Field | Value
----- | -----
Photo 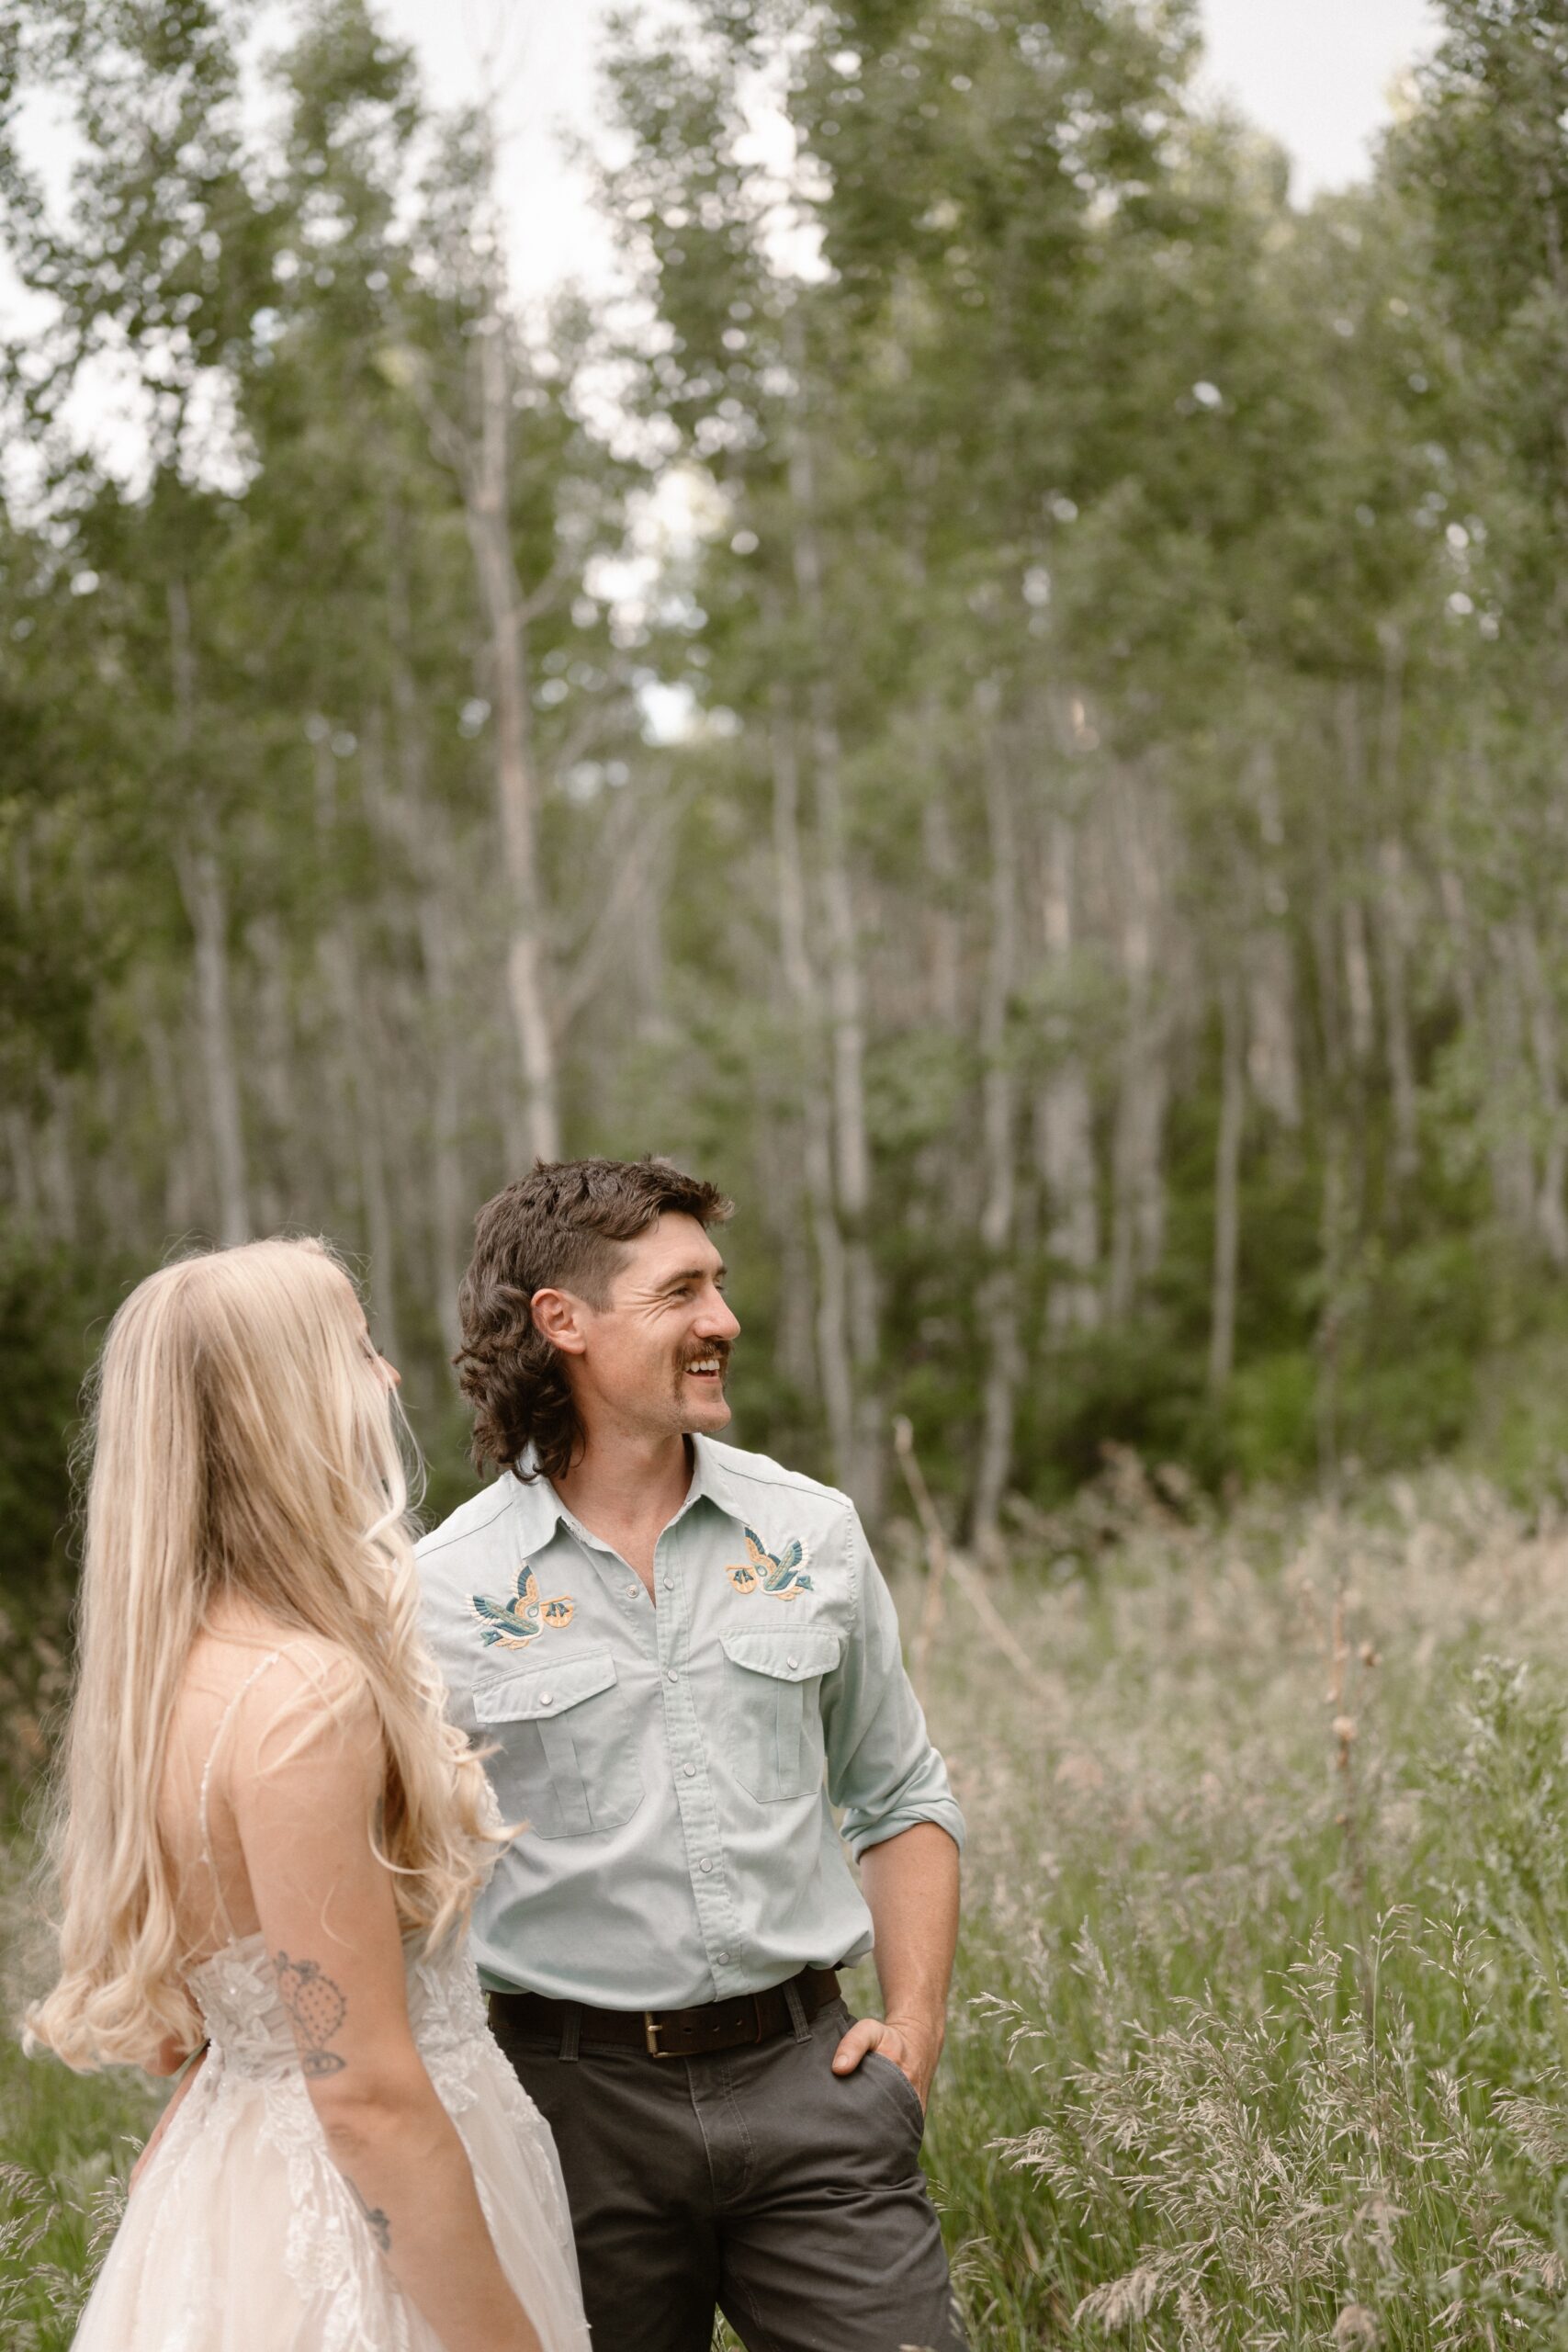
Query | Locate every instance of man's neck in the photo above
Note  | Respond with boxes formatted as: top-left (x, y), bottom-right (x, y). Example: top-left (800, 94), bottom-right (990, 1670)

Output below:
top-left (553, 1429), bottom-right (694, 1583)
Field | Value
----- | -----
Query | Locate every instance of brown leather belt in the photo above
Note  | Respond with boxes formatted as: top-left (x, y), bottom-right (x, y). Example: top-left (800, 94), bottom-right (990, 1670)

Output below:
top-left (487, 1965), bottom-right (840, 2060)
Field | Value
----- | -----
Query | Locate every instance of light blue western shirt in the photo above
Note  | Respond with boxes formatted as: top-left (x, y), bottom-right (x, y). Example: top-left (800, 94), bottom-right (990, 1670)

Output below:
top-left (415, 1434), bottom-right (964, 2009)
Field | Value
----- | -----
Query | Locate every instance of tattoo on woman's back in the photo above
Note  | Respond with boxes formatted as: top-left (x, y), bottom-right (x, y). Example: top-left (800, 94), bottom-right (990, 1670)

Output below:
top-left (273, 1951), bottom-right (348, 2078)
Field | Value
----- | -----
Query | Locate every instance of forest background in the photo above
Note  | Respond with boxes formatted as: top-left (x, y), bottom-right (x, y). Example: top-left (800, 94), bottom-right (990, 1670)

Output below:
top-left (3, 0), bottom-right (1567, 1563)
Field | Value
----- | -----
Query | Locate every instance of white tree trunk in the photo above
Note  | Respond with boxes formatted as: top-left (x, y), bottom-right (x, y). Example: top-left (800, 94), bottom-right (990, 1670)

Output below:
top-left (773, 1170), bottom-right (818, 1399)
top-left (1108, 775), bottom-right (1168, 1318)
top-left (1334, 685), bottom-right (1377, 1071)
top-left (769, 695), bottom-right (857, 1482)
top-left (1376, 837), bottom-right (1419, 1180)
top-left (1208, 975), bottom-right (1245, 1391)
top-left (971, 693), bottom-right (1021, 1550)
top-left (1483, 926), bottom-right (1538, 1238)
top-left (463, 315), bottom-right (559, 1166)
top-left (169, 578), bottom-right (248, 1248)
top-left (175, 838), bottom-right (249, 1248)
top-left (384, 571), bottom-right (466, 1363)
top-left (1444, 871), bottom-right (1540, 1243)
top-left (921, 783), bottom-right (963, 1031)
top-left (1342, 898), bottom-right (1377, 1069)
top-left (1513, 918), bottom-right (1568, 1263)
top-left (1036, 808), bottom-right (1100, 1331)
top-left (787, 408), bottom-right (882, 1511)
top-left (1246, 929), bottom-right (1302, 1128)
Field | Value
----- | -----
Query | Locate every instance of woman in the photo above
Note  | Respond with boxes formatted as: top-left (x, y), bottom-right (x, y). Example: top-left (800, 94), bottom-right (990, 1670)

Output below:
top-left (27, 1238), bottom-right (589, 2352)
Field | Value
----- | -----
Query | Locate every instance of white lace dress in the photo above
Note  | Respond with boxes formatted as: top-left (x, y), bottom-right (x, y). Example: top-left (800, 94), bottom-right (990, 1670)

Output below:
top-left (69, 1641), bottom-right (590, 2352)
top-left (71, 1928), bottom-right (589, 2352)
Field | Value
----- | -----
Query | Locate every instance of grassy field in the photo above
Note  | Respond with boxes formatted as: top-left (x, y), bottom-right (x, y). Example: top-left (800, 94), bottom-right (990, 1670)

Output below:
top-left (10, 1466), bottom-right (1568, 2346)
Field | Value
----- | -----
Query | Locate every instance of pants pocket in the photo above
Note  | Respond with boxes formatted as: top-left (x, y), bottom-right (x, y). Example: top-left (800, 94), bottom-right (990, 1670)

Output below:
top-left (863, 2047), bottom-right (927, 2143)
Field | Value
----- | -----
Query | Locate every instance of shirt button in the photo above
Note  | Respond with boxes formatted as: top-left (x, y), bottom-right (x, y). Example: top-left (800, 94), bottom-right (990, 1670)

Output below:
top-left (665, 1668), bottom-right (679, 1683)
top-left (716, 1951), bottom-right (730, 1964)
top-left (537, 1692), bottom-right (553, 1708)
top-left (699, 1858), bottom-right (713, 1874)
top-left (661, 1575), bottom-right (673, 1590)
top-left (625, 1584), bottom-right (637, 1600)
top-left (786, 1655), bottom-right (798, 1670)
top-left (683, 1762), bottom-right (697, 1778)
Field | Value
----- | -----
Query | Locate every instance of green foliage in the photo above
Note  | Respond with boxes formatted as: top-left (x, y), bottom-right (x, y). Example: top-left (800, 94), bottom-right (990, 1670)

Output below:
top-left (0, 1237), bottom-right (98, 1594)
top-left (3, 0), bottom-right (1568, 1544)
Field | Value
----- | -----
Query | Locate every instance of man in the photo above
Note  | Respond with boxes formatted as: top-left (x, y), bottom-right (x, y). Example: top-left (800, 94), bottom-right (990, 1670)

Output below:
top-left (417, 1156), bottom-right (967, 2352)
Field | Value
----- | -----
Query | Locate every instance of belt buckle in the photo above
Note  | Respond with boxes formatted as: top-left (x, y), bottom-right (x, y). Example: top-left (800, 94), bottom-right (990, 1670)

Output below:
top-left (643, 2010), bottom-right (671, 2058)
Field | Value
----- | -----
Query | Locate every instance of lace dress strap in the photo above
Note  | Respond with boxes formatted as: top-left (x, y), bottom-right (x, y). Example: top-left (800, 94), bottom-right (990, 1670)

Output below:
top-left (197, 1647), bottom-right (284, 1942)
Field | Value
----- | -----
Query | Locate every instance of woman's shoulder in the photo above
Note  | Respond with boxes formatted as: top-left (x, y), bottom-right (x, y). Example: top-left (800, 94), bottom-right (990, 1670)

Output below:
top-left (197, 1622), bottom-right (378, 1765)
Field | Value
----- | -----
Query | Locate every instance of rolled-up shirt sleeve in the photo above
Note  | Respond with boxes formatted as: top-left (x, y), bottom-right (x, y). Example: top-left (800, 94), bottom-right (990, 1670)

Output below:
top-left (824, 1505), bottom-right (965, 1860)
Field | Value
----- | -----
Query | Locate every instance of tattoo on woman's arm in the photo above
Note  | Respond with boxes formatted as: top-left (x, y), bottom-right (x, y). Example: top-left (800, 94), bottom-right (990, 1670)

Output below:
top-left (347, 2176), bottom-right (392, 2255)
top-left (273, 1951), bottom-right (348, 2078)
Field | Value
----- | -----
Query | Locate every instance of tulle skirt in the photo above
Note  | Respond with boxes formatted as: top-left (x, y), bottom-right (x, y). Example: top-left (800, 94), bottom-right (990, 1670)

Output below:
top-left (71, 2020), bottom-right (590, 2351)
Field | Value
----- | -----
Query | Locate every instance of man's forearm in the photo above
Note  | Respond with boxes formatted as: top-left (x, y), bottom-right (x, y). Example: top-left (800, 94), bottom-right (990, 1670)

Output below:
top-left (828, 1820), bottom-right (961, 2104)
top-left (862, 1820), bottom-right (961, 2036)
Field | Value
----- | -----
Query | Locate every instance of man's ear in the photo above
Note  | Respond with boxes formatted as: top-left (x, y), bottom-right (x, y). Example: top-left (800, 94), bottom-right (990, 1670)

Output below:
top-left (530, 1286), bottom-right (590, 1356)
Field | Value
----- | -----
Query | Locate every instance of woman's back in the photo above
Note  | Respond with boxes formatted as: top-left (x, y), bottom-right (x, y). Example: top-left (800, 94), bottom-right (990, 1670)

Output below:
top-left (158, 1622), bottom-right (377, 1971)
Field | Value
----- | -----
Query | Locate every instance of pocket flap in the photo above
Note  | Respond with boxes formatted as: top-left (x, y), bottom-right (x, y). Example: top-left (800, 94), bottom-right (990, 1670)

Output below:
top-left (718, 1628), bottom-right (841, 1682)
top-left (473, 1648), bottom-right (617, 1724)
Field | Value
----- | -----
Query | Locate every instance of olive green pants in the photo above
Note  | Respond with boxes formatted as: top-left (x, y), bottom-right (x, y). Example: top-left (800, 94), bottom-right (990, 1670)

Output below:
top-left (491, 1995), bottom-right (968, 2352)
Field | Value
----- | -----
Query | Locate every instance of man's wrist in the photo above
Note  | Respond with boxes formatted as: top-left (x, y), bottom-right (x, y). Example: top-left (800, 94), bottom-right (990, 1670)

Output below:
top-left (883, 2007), bottom-right (945, 2054)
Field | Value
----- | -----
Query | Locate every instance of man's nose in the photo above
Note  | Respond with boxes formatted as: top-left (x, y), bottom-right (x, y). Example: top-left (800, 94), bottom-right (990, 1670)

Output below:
top-left (701, 1293), bottom-right (741, 1341)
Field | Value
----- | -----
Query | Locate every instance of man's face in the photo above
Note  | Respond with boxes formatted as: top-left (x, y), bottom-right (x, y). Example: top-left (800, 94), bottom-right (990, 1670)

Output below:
top-left (567, 1213), bottom-right (740, 1442)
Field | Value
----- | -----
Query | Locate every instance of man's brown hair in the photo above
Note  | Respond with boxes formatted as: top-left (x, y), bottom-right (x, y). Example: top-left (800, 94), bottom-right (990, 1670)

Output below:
top-left (455, 1156), bottom-right (733, 1482)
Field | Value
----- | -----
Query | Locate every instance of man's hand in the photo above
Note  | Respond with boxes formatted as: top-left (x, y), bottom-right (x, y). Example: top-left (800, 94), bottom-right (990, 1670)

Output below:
top-left (830, 2009), bottom-right (943, 2109)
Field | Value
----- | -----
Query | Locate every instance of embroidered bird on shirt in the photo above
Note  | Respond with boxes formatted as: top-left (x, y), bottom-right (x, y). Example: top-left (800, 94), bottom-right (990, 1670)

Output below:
top-left (725, 1527), bottom-right (814, 1600)
top-left (471, 1564), bottom-right (575, 1649)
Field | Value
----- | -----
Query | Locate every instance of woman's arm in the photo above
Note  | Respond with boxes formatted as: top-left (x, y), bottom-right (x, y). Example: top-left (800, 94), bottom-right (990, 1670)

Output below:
top-left (233, 1649), bottom-right (540, 2352)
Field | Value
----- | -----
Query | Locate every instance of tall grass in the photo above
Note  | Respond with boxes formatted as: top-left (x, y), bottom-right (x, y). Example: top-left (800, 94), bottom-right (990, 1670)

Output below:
top-left (0, 1868), bottom-right (156, 2346)
top-left (12, 1468), bottom-right (1568, 2345)
top-left (915, 1467), bottom-right (1568, 2346)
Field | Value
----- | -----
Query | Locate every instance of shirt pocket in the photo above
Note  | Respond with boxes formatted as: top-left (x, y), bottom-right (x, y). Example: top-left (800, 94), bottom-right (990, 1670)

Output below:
top-left (719, 1627), bottom-right (841, 1803)
top-left (472, 1649), bottom-right (644, 1841)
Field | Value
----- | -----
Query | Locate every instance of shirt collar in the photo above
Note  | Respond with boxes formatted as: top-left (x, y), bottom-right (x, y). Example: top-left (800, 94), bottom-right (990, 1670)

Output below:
top-left (502, 1435), bottom-right (746, 1548)
top-left (686, 1434), bottom-right (746, 1528)
top-left (502, 1462), bottom-right (570, 1554)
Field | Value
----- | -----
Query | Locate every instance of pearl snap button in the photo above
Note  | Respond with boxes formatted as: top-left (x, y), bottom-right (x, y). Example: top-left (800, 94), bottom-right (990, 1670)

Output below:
top-left (538, 1692), bottom-right (553, 1707)
top-left (699, 1858), bottom-right (713, 1873)
top-left (786, 1655), bottom-right (798, 1669)
top-left (665, 1668), bottom-right (679, 1683)
top-left (716, 1951), bottom-right (730, 1963)
top-left (683, 1763), bottom-right (697, 1777)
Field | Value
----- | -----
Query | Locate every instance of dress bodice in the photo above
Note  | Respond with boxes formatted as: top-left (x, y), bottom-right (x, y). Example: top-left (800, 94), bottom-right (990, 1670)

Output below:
top-left (187, 1930), bottom-right (491, 2094)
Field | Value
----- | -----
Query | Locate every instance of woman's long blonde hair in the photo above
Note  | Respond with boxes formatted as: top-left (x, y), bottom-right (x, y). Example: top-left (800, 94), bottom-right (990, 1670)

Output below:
top-left (28, 1237), bottom-right (501, 2073)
